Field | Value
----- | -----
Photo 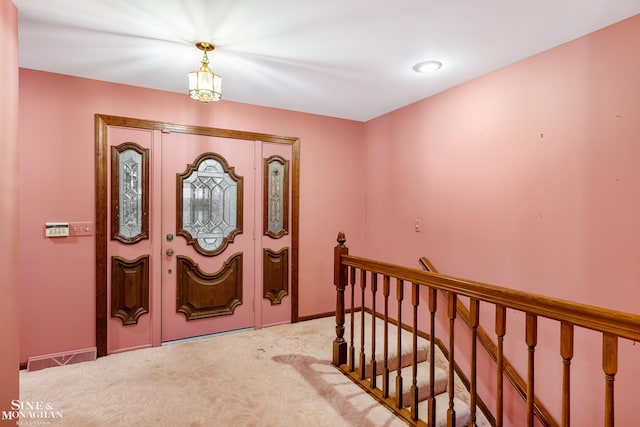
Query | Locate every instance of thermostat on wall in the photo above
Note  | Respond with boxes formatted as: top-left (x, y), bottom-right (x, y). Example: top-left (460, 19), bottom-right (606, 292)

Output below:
top-left (45, 222), bottom-right (69, 237)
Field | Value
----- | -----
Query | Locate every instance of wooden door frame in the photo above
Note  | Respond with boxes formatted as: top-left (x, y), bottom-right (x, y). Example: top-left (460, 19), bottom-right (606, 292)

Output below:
top-left (95, 114), bottom-right (301, 357)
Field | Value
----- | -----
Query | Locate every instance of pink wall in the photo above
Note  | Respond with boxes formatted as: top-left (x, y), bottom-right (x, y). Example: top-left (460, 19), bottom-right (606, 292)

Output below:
top-left (0, 0), bottom-right (19, 422)
top-left (363, 14), bottom-right (640, 425)
top-left (15, 9), bottom-right (640, 425)
top-left (18, 70), bottom-right (366, 363)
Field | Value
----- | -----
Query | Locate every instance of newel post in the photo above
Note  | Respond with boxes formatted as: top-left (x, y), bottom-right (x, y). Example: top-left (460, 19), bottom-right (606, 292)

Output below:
top-left (333, 231), bottom-right (349, 366)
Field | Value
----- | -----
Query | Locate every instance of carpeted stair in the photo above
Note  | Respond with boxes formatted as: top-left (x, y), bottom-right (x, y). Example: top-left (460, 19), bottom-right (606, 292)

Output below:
top-left (344, 312), bottom-right (488, 426)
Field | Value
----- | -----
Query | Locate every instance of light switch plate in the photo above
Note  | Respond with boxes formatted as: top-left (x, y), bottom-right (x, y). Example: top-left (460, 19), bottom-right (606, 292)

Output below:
top-left (69, 221), bottom-right (93, 237)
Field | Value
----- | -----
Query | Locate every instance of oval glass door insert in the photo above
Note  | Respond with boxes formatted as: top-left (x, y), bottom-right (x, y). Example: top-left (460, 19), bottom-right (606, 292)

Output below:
top-left (177, 152), bottom-right (243, 256)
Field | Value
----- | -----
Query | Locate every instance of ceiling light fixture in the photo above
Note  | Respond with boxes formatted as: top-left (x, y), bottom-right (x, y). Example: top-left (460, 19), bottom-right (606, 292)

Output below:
top-left (188, 41), bottom-right (222, 103)
top-left (413, 60), bottom-right (443, 73)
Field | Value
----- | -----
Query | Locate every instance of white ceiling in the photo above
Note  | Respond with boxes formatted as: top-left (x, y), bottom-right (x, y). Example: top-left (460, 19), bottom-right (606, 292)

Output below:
top-left (14, 0), bottom-right (640, 122)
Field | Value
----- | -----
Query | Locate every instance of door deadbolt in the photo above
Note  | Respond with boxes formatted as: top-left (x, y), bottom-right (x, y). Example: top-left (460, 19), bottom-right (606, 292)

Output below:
top-left (166, 233), bottom-right (174, 242)
top-left (166, 248), bottom-right (174, 256)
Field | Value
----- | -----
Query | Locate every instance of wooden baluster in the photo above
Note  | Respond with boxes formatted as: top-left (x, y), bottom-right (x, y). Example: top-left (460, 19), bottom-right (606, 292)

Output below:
top-left (349, 267), bottom-right (356, 372)
top-left (603, 333), bottom-right (618, 427)
top-left (428, 288), bottom-right (437, 427)
top-left (359, 269), bottom-right (367, 379)
top-left (383, 275), bottom-right (391, 398)
top-left (332, 232), bottom-right (348, 366)
top-left (447, 292), bottom-right (457, 427)
top-left (495, 305), bottom-right (506, 427)
top-left (560, 322), bottom-right (574, 427)
top-left (469, 298), bottom-right (480, 427)
top-left (395, 279), bottom-right (404, 409)
top-left (526, 313), bottom-right (537, 427)
top-left (370, 273), bottom-right (378, 389)
top-left (410, 283), bottom-right (420, 421)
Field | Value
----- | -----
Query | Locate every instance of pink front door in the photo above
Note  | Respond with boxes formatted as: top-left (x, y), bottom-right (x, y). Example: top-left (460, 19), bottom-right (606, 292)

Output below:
top-left (160, 132), bottom-right (257, 342)
top-left (104, 122), bottom-right (293, 353)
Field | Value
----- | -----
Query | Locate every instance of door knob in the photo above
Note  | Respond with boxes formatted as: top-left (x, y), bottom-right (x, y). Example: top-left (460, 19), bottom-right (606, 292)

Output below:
top-left (166, 248), bottom-right (174, 256)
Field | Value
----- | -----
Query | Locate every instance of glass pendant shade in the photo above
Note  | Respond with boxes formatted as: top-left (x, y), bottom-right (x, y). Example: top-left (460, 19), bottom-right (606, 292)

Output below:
top-left (188, 45), bottom-right (222, 103)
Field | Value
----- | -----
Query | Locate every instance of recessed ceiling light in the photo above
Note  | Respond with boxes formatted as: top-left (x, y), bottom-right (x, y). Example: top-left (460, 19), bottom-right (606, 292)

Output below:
top-left (413, 60), bottom-right (443, 73)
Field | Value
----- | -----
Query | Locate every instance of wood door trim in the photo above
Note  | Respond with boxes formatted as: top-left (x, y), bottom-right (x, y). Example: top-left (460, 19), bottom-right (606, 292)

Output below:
top-left (95, 114), bottom-right (301, 357)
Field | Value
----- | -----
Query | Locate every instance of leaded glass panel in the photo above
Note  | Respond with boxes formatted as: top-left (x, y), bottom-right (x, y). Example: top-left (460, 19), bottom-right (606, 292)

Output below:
top-left (267, 162), bottom-right (284, 234)
top-left (178, 153), bottom-right (243, 256)
top-left (111, 142), bottom-right (149, 244)
top-left (263, 156), bottom-right (289, 238)
top-left (119, 149), bottom-right (143, 238)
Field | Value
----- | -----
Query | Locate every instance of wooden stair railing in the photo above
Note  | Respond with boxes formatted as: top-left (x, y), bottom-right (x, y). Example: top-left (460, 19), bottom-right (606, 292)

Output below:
top-left (332, 232), bottom-right (640, 426)
top-left (419, 257), bottom-right (556, 427)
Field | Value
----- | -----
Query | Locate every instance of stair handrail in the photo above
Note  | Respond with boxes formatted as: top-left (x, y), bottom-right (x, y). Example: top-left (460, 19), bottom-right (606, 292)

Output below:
top-left (340, 254), bottom-right (640, 341)
top-left (333, 233), bottom-right (640, 426)
top-left (419, 256), bottom-right (557, 427)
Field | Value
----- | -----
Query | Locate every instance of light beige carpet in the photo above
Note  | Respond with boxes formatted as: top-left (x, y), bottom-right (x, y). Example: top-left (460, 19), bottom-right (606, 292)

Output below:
top-left (20, 316), bottom-right (410, 427)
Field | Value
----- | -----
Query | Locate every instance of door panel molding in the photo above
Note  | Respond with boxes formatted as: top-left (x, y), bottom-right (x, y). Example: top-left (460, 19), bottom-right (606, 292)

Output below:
top-left (263, 247), bottom-right (289, 305)
top-left (176, 253), bottom-right (243, 320)
top-left (111, 255), bottom-right (150, 325)
top-left (95, 114), bottom-right (301, 357)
